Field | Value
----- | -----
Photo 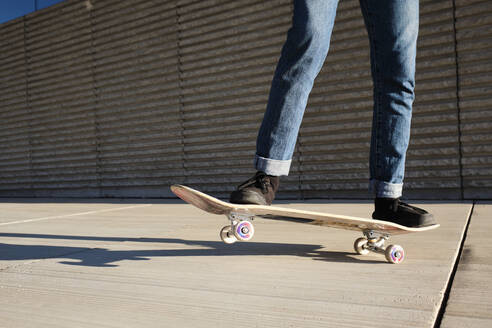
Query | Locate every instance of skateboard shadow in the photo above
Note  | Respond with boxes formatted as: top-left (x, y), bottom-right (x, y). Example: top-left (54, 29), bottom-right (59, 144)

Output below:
top-left (0, 232), bottom-right (384, 267)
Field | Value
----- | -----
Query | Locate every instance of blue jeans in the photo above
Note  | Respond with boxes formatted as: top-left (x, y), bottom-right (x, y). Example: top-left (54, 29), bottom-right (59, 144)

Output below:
top-left (255, 0), bottom-right (418, 198)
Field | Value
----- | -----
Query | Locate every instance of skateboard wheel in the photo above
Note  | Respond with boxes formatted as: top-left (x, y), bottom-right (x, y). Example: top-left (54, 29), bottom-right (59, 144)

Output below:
top-left (354, 237), bottom-right (370, 255)
top-left (385, 244), bottom-right (405, 264)
top-left (233, 220), bottom-right (254, 241)
top-left (220, 226), bottom-right (237, 244)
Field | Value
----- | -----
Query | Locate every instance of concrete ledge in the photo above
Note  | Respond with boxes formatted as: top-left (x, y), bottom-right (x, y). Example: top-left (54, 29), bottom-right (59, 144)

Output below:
top-left (441, 202), bottom-right (492, 328)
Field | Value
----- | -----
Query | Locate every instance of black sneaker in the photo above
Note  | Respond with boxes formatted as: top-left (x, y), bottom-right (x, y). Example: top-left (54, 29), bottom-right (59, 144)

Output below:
top-left (372, 198), bottom-right (438, 228)
top-left (229, 171), bottom-right (279, 205)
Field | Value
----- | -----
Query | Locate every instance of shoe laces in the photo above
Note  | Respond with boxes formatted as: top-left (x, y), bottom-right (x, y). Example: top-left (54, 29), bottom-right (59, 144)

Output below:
top-left (397, 200), bottom-right (427, 214)
top-left (238, 172), bottom-right (271, 194)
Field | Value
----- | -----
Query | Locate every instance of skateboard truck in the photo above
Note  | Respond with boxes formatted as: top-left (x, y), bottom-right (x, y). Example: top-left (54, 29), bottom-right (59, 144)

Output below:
top-left (220, 215), bottom-right (405, 264)
top-left (354, 230), bottom-right (405, 264)
top-left (219, 212), bottom-right (255, 244)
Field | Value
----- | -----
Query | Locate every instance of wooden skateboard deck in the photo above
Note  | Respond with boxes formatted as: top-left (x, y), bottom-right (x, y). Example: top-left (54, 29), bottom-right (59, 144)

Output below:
top-left (171, 184), bottom-right (439, 263)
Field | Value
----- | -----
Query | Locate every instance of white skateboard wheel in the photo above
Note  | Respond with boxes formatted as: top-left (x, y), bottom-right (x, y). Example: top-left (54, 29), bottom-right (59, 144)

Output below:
top-left (233, 221), bottom-right (254, 241)
top-left (354, 237), bottom-right (370, 255)
top-left (385, 244), bottom-right (405, 264)
top-left (220, 226), bottom-right (237, 244)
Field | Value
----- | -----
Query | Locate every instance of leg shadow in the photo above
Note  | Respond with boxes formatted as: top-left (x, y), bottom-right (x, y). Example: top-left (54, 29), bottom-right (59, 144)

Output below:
top-left (0, 233), bottom-right (383, 267)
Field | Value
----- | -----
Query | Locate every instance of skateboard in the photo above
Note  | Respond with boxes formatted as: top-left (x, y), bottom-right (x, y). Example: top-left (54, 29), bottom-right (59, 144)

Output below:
top-left (171, 184), bottom-right (439, 264)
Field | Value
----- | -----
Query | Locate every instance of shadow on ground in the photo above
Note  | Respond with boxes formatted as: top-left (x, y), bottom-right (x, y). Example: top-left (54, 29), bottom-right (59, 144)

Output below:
top-left (0, 232), bottom-right (382, 267)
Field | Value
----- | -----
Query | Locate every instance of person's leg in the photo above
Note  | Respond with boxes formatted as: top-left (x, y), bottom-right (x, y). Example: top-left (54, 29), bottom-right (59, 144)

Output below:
top-left (255, 0), bottom-right (340, 176)
top-left (231, 0), bottom-right (339, 205)
top-left (359, 0), bottom-right (418, 198)
top-left (360, 0), bottom-right (436, 227)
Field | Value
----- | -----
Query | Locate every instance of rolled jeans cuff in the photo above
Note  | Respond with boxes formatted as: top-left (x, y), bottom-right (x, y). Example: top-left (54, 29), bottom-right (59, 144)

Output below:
top-left (254, 155), bottom-right (291, 176)
top-left (369, 179), bottom-right (403, 198)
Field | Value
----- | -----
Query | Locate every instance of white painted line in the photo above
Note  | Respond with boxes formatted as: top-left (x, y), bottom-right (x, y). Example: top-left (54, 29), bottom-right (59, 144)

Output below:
top-left (0, 204), bottom-right (152, 226)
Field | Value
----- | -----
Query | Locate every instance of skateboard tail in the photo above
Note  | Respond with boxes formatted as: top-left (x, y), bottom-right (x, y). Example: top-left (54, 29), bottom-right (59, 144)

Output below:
top-left (171, 184), bottom-right (230, 215)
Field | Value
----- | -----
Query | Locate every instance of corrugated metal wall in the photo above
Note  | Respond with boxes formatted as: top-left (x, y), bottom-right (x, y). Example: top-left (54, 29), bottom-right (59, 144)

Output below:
top-left (1, 20), bottom-right (30, 196)
top-left (92, 0), bottom-right (182, 197)
top-left (455, 0), bottom-right (492, 199)
top-left (25, 0), bottom-right (96, 197)
top-left (0, 0), bottom-right (491, 199)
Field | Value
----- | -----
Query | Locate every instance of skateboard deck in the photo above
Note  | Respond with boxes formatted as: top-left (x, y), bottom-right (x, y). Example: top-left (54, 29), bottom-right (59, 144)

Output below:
top-left (171, 184), bottom-right (439, 263)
